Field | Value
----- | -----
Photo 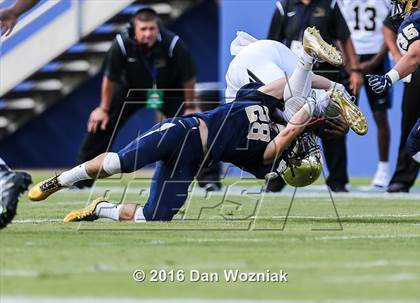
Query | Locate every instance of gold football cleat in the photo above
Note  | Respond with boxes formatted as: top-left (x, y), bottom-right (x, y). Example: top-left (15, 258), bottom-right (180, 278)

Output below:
top-left (63, 196), bottom-right (106, 222)
top-left (330, 90), bottom-right (368, 136)
top-left (28, 176), bottom-right (63, 201)
top-left (303, 27), bottom-right (343, 66)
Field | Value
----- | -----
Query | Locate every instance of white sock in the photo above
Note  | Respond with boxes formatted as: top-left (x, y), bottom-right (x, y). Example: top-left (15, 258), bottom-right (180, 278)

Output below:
top-left (0, 157), bottom-right (6, 166)
top-left (284, 49), bottom-right (314, 100)
top-left (300, 49), bottom-right (315, 69)
top-left (94, 202), bottom-right (122, 221)
top-left (302, 71), bottom-right (313, 96)
top-left (57, 163), bottom-right (91, 187)
top-left (313, 89), bottom-right (331, 116)
top-left (377, 161), bottom-right (389, 173)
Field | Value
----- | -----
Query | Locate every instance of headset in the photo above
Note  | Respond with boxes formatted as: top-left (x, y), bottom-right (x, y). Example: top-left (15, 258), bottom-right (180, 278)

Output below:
top-left (127, 7), bottom-right (159, 38)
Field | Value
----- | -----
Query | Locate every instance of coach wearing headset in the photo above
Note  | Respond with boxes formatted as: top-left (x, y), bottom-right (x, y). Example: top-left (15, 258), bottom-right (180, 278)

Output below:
top-left (76, 7), bottom-right (197, 188)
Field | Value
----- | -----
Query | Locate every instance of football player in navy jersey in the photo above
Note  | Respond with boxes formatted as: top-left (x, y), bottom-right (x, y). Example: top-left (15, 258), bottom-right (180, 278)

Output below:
top-left (367, 0), bottom-right (420, 165)
top-left (367, 1), bottom-right (419, 92)
top-left (27, 28), bottom-right (367, 223)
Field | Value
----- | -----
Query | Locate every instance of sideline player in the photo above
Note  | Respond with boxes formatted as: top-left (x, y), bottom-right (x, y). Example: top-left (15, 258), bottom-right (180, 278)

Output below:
top-left (28, 28), bottom-right (367, 223)
top-left (367, 1), bottom-right (420, 165)
top-left (338, 0), bottom-right (392, 188)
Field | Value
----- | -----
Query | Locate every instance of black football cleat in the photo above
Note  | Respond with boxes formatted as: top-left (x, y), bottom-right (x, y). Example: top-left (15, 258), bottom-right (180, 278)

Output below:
top-left (0, 170), bottom-right (32, 229)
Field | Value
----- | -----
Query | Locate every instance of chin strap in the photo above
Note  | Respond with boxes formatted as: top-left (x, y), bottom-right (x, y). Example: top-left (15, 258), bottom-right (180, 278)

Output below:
top-left (265, 156), bottom-right (290, 182)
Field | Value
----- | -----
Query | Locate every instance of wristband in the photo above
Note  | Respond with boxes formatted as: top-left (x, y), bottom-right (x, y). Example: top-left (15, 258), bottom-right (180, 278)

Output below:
top-left (385, 69), bottom-right (400, 84)
top-left (351, 68), bottom-right (363, 73)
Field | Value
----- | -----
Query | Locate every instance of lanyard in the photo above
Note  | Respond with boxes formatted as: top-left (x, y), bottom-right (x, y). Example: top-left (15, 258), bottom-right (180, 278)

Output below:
top-left (297, 1), bottom-right (316, 40)
top-left (141, 51), bottom-right (157, 88)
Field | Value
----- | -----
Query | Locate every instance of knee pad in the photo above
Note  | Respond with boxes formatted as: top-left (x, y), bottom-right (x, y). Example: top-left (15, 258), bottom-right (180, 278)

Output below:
top-left (283, 96), bottom-right (307, 122)
top-left (102, 153), bottom-right (121, 175)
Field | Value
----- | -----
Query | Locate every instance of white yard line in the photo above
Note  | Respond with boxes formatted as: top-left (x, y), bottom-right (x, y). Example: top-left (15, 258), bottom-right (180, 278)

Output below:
top-left (282, 260), bottom-right (419, 270)
top-left (324, 273), bottom-right (419, 283)
top-left (11, 213), bottom-right (419, 225)
top-left (1, 298), bottom-right (419, 303)
top-left (64, 186), bottom-right (420, 200)
top-left (0, 270), bottom-right (38, 277)
top-left (270, 214), bottom-right (420, 219)
top-left (11, 219), bottom-right (63, 224)
top-left (312, 234), bottom-right (420, 241)
top-left (179, 234), bottom-right (420, 243)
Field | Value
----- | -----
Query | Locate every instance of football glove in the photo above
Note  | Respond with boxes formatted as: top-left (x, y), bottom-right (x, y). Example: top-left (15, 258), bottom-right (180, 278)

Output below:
top-left (366, 74), bottom-right (392, 94)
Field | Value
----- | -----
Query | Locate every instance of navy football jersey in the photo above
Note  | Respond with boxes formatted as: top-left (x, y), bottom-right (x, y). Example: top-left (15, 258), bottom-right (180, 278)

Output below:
top-left (397, 10), bottom-right (420, 53)
top-left (193, 83), bottom-right (284, 170)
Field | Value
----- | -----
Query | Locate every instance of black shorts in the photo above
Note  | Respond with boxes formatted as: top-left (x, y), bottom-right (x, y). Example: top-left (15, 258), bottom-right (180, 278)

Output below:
top-left (360, 54), bottom-right (391, 112)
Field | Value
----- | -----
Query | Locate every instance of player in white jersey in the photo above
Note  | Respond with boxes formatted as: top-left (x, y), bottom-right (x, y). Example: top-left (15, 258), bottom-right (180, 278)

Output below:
top-left (226, 35), bottom-right (299, 100)
top-left (225, 32), bottom-right (364, 130)
top-left (338, 0), bottom-right (392, 188)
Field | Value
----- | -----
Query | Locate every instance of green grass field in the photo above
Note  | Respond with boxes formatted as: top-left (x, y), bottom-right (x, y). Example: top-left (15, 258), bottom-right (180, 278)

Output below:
top-left (1, 171), bottom-right (419, 302)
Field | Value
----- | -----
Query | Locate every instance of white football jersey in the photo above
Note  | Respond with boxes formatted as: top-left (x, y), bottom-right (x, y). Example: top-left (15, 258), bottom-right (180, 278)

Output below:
top-left (338, 0), bottom-right (391, 55)
top-left (225, 40), bottom-right (297, 101)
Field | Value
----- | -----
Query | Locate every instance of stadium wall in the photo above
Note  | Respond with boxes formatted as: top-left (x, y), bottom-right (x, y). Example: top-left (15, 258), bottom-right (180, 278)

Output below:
top-left (0, 0), bottom-right (135, 95)
top-left (219, 0), bottom-right (406, 177)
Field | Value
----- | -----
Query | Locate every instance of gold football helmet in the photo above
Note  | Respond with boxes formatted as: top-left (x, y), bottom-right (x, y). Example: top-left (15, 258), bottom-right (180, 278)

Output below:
top-left (391, 0), bottom-right (420, 19)
top-left (266, 133), bottom-right (323, 188)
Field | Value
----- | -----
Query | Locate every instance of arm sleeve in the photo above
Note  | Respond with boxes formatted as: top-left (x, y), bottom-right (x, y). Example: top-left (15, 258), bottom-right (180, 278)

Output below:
top-left (267, 9), bottom-right (284, 41)
top-left (330, 3), bottom-right (351, 41)
top-left (383, 14), bottom-right (398, 33)
top-left (172, 38), bottom-right (197, 82)
top-left (103, 39), bottom-right (125, 83)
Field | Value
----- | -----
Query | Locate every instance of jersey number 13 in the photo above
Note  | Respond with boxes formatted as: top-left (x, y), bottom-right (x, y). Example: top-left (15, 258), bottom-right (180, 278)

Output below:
top-left (354, 6), bottom-right (376, 32)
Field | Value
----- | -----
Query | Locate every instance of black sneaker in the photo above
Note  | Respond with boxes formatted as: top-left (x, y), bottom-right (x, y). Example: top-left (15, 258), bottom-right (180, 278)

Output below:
top-left (328, 183), bottom-right (349, 193)
top-left (0, 171), bottom-right (32, 229)
top-left (387, 183), bottom-right (409, 193)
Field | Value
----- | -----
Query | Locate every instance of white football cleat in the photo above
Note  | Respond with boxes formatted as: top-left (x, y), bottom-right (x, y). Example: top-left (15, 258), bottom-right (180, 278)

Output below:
top-left (372, 168), bottom-right (390, 188)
